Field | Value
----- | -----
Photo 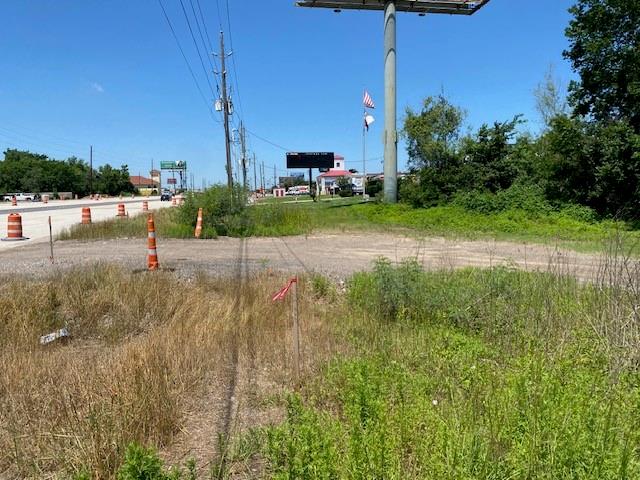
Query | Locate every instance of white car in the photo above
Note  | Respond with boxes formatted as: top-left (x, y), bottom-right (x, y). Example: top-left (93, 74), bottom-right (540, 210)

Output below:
top-left (3, 193), bottom-right (36, 201)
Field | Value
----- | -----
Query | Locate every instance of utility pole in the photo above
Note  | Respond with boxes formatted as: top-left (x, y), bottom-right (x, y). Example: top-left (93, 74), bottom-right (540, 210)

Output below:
top-left (240, 122), bottom-right (248, 189)
top-left (273, 165), bottom-right (277, 189)
top-left (89, 145), bottom-right (93, 195)
top-left (253, 153), bottom-right (258, 193)
top-left (218, 31), bottom-right (233, 190)
top-left (260, 160), bottom-right (265, 195)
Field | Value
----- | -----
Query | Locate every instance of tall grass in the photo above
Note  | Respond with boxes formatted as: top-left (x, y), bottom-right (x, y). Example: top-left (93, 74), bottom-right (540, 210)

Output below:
top-left (259, 258), bottom-right (640, 478)
top-left (0, 266), bottom-right (335, 479)
top-left (58, 189), bottom-right (636, 251)
top-left (57, 208), bottom-right (203, 241)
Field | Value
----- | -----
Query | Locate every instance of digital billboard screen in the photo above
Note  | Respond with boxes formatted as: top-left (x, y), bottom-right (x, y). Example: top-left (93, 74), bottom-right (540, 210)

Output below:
top-left (286, 152), bottom-right (334, 169)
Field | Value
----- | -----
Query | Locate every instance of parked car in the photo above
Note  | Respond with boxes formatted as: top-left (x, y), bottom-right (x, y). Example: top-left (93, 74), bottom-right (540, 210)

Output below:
top-left (160, 192), bottom-right (172, 201)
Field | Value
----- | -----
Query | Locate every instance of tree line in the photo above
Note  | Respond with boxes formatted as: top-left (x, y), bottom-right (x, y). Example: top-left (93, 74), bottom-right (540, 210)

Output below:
top-left (0, 149), bottom-right (135, 197)
top-left (401, 0), bottom-right (640, 221)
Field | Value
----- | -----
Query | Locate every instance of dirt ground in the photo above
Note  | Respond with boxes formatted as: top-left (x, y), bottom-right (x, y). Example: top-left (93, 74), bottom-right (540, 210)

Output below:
top-left (0, 232), bottom-right (604, 282)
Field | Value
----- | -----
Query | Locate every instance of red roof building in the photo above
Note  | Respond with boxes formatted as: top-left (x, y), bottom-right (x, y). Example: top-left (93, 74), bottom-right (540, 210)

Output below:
top-left (130, 176), bottom-right (159, 188)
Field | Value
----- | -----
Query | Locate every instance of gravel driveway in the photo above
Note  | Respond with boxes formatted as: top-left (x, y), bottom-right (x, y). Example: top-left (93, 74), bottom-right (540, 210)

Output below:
top-left (0, 232), bottom-right (604, 282)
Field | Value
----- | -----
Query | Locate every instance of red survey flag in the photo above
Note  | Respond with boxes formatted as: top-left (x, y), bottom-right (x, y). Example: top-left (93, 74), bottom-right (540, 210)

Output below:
top-left (272, 277), bottom-right (298, 302)
top-left (363, 90), bottom-right (375, 109)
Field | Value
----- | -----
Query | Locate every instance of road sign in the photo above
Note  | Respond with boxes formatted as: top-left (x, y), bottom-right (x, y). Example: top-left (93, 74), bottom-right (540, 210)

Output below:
top-left (167, 178), bottom-right (177, 185)
top-left (160, 161), bottom-right (187, 170)
top-left (286, 152), bottom-right (334, 169)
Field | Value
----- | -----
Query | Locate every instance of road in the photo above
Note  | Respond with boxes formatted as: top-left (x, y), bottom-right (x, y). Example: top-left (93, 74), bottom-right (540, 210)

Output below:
top-left (0, 197), bottom-right (170, 251)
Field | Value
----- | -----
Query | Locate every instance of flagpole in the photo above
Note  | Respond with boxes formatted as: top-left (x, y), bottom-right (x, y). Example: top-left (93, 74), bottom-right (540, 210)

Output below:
top-left (363, 105), bottom-right (366, 196)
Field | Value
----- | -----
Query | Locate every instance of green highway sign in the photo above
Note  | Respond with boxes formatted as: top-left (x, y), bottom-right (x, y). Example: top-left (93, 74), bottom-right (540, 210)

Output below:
top-left (160, 161), bottom-right (187, 170)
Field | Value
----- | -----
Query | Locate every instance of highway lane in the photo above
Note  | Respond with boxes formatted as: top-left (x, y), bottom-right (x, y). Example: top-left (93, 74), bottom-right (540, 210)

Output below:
top-left (0, 197), bottom-right (171, 251)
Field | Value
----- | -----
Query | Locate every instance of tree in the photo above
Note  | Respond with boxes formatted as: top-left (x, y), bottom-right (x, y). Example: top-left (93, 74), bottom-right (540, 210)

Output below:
top-left (0, 149), bottom-right (91, 196)
top-left (94, 164), bottom-right (135, 195)
top-left (460, 116), bottom-right (532, 193)
top-left (542, 116), bottom-right (640, 217)
top-left (403, 94), bottom-right (465, 170)
top-left (564, 0), bottom-right (640, 130)
top-left (534, 65), bottom-right (568, 127)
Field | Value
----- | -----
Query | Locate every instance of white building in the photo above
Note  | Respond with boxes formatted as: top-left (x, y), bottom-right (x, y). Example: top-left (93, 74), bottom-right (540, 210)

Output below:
top-left (316, 155), bottom-right (364, 195)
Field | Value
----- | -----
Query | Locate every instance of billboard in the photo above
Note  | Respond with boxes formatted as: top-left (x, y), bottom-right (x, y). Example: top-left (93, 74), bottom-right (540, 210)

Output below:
top-left (167, 178), bottom-right (177, 185)
top-left (286, 152), bottom-right (334, 169)
top-left (160, 161), bottom-right (187, 170)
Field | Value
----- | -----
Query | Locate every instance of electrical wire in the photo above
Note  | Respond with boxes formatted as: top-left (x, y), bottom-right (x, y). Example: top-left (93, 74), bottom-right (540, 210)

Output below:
top-left (224, 0), bottom-right (245, 121)
top-left (245, 128), bottom-right (291, 152)
top-left (178, 0), bottom-right (216, 98)
top-left (157, 0), bottom-right (220, 124)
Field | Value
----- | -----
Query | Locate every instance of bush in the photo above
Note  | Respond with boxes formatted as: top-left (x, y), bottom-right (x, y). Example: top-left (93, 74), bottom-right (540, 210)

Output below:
top-left (178, 185), bottom-right (247, 237)
top-left (452, 183), bottom-right (552, 217)
top-left (116, 443), bottom-right (195, 480)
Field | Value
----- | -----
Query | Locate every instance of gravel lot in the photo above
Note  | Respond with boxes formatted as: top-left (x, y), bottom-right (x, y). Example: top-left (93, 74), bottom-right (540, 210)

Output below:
top-left (0, 232), bottom-right (604, 282)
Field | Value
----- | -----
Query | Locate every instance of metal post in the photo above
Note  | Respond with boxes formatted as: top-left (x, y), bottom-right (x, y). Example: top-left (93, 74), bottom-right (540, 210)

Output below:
top-left (383, 1), bottom-right (397, 203)
top-left (362, 106), bottom-right (367, 196)
top-left (48, 216), bottom-right (54, 263)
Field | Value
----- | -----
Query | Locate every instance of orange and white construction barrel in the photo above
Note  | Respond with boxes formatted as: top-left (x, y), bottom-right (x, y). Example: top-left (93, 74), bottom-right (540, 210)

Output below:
top-left (117, 203), bottom-right (126, 217)
top-left (81, 207), bottom-right (92, 224)
top-left (1, 213), bottom-right (28, 241)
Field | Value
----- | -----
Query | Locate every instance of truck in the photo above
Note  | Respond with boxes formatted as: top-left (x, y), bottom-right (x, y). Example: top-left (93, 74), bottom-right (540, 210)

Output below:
top-left (3, 193), bottom-right (37, 202)
top-left (286, 185), bottom-right (310, 196)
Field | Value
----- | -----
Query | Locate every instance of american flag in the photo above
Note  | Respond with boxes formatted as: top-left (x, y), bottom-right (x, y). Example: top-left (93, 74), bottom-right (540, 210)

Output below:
top-left (363, 90), bottom-right (375, 109)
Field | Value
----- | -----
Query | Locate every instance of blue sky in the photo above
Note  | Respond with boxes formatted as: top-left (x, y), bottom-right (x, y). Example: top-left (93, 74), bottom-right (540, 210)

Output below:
top-left (0, 0), bottom-right (576, 187)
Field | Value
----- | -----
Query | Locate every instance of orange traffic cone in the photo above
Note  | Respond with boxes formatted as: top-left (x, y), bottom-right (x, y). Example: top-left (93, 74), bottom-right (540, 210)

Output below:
top-left (142, 200), bottom-right (149, 212)
top-left (81, 207), bottom-right (92, 224)
top-left (194, 208), bottom-right (203, 238)
top-left (11, 196), bottom-right (17, 207)
top-left (171, 197), bottom-right (176, 206)
top-left (147, 213), bottom-right (159, 270)
top-left (116, 203), bottom-right (126, 217)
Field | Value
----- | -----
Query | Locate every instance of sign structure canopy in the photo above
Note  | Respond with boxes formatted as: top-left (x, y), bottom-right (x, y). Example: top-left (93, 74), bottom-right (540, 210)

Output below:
top-left (295, 0), bottom-right (490, 15)
top-left (286, 152), bottom-right (335, 169)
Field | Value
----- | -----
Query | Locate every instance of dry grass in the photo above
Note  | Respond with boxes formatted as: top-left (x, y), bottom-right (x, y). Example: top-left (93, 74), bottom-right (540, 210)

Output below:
top-left (0, 265), bottom-right (338, 479)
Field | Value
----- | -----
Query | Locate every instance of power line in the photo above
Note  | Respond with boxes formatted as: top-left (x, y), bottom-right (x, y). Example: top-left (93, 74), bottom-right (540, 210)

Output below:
top-left (157, 0), bottom-right (219, 124)
top-left (224, 0), bottom-right (244, 121)
top-left (245, 128), bottom-right (291, 152)
top-left (178, 0), bottom-right (216, 98)
top-left (189, 0), bottom-right (216, 78)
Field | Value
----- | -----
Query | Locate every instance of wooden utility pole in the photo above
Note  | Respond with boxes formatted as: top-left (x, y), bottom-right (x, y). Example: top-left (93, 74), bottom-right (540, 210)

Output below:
top-left (219, 31), bottom-right (233, 190)
top-left (253, 152), bottom-right (257, 193)
top-left (240, 122), bottom-right (248, 189)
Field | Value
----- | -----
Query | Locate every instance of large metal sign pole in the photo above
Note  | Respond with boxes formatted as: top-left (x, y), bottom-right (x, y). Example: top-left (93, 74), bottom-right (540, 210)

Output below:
top-left (383, 1), bottom-right (397, 203)
top-left (296, 0), bottom-right (490, 203)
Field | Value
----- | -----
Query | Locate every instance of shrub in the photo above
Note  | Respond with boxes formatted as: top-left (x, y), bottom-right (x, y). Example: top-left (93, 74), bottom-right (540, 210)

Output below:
top-left (178, 185), bottom-right (247, 236)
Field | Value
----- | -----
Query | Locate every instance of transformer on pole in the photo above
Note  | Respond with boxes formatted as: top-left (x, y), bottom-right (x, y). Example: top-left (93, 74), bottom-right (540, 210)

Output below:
top-left (295, 0), bottom-right (490, 203)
